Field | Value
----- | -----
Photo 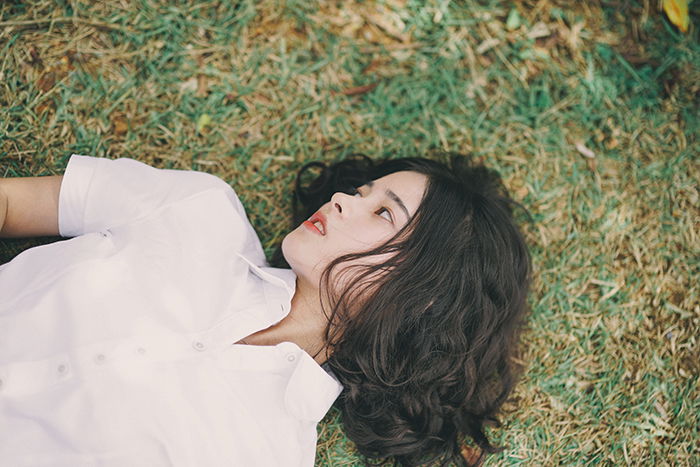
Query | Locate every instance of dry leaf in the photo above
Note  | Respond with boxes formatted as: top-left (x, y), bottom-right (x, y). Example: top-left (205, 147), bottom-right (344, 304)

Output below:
top-left (196, 74), bottom-right (208, 98)
top-left (28, 46), bottom-right (43, 67)
top-left (663, 0), bottom-right (690, 33)
top-left (515, 184), bottom-right (529, 199)
top-left (460, 445), bottom-right (483, 465)
top-left (606, 137), bottom-right (620, 149)
top-left (196, 55), bottom-right (208, 97)
top-left (575, 141), bottom-right (596, 158)
top-left (36, 70), bottom-right (56, 92)
top-left (111, 113), bottom-right (128, 136)
top-left (362, 58), bottom-right (385, 75)
top-left (336, 82), bottom-right (379, 96)
top-left (35, 100), bottom-right (55, 115)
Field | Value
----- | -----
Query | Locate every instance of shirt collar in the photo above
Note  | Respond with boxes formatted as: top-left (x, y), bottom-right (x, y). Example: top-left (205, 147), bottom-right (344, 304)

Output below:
top-left (235, 253), bottom-right (296, 318)
top-left (238, 253), bottom-right (343, 404)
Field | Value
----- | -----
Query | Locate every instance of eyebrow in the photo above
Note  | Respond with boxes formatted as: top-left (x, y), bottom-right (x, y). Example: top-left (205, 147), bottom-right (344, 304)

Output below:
top-left (366, 180), bottom-right (410, 221)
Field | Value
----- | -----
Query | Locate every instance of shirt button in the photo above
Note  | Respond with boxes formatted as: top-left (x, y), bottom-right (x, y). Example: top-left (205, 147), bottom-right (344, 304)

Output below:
top-left (95, 354), bottom-right (106, 364)
top-left (192, 341), bottom-right (206, 351)
top-left (287, 353), bottom-right (296, 362)
top-left (0, 378), bottom-right (4, 391)
top-left (137, 347), bottom-right (147, 355)
top-left (57, 364), bottom-right (68, 375)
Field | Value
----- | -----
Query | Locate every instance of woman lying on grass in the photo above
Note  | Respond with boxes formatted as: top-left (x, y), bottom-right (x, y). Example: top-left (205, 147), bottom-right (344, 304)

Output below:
top-left (0, 152), bottom-right (531, 466)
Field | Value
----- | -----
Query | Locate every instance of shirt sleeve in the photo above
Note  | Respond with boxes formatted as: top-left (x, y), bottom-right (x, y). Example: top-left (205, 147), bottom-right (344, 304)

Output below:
top-left (58, 154), bottom-right (266, 263)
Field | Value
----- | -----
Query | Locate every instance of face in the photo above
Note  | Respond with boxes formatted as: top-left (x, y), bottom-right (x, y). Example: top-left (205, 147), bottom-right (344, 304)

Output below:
top-left (282, 170), bottom-right (428, 292)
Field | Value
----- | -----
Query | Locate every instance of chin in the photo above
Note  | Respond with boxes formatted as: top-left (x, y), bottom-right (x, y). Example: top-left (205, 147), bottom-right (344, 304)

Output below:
top-left (281, 231), bottom-right (305, 272)
top-left (280, 233), bottom-right (295, 268)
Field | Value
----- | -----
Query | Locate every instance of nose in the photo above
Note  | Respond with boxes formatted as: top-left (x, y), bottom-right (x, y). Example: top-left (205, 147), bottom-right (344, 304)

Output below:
top-left (330, 191), bottom-right (355, 217)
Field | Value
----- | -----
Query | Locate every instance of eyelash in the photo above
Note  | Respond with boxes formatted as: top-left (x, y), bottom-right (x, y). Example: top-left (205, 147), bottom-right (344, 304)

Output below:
top-left (350, 187), bottom-right (393, 223)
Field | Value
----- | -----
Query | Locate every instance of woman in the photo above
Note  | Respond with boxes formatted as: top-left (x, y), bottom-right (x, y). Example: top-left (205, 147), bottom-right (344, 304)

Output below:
top-left (0, 152), bottom-right (531, 466)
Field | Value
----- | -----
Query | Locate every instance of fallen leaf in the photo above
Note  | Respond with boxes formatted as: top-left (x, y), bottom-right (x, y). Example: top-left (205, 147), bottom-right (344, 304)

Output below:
top-left (605, 137), bottom-right (619, 149)
top-left (575, 141), bottom-right (596, 158)
top-left (362, 58), bottom-right (385, 75)
top-left (196, 113), bottom-right (211, 133)
top-left (35, 100), bottom-right (55, 115)
top-left (515, 184), bottom-right (529, 199)
top-left (111, 113), bottom-right (128, 136)
top-left (196, 74), bottom-right (208, 97)
top-left (334, 82), bottom-right (379, 96)
top-left (28, 46), bottom-right (43, 67)
top-left (460, 445), bottom-right (483, 465)
top-left (58, 55), bottom-right (73, 72)
top-left (662, 0), bottom-right (690, 33)
top-left (36, 70), bottom-right (56, 92)
top-left (196, 55), bottom-right (208, 97)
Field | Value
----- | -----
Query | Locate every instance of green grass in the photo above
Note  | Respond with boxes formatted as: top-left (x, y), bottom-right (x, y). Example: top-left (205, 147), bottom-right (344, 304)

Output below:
top-left (1, 0), bottom-right (698, 465)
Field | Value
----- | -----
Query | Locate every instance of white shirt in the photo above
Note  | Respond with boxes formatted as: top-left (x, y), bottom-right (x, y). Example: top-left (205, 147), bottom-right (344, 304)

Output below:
top-left (0, 155), bottom-right (343, 466)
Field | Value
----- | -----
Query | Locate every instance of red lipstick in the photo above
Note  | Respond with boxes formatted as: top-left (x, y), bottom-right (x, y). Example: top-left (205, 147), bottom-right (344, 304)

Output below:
top-left (303, 211), bottom-right (327, 236)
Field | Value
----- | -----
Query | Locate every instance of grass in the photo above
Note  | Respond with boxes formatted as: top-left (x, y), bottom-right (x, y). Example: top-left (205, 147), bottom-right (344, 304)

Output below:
top-left (1, 0), bottom-right (698, 465)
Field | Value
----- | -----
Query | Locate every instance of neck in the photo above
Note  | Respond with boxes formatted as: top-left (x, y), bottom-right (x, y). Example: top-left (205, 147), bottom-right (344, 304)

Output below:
top-left (236, 276), bottom-right (330, 364)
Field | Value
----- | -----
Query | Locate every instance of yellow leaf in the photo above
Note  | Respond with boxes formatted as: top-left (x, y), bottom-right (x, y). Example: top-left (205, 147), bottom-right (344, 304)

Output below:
top-left (196, 114), bottom-right (211, 133)
top-left (663, 0), bottom-right (690, 33)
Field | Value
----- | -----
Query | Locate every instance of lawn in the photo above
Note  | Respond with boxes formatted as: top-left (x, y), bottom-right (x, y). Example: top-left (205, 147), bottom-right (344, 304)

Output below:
top-left (1, 1), bottom-right (698, 465)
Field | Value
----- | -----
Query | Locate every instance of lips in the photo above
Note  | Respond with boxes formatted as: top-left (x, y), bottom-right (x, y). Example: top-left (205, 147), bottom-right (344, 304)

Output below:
top-left (303, 210), bottom-right (327, 236)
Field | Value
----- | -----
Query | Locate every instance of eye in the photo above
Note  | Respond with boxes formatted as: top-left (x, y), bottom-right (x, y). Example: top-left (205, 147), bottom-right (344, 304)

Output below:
top-left (351, 187), bottom-right (362, 197)
top-left (376, 207), bottom-right (393, 223)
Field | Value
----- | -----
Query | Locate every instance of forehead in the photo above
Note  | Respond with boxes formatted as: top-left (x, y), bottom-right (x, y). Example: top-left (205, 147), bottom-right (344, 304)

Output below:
top-left (371, 170), bottom-right (428, 217)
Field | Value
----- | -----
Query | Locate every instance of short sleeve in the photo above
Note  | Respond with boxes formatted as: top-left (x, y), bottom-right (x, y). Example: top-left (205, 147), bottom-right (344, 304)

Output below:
top-left (58, 154), bottom-right (266, 263)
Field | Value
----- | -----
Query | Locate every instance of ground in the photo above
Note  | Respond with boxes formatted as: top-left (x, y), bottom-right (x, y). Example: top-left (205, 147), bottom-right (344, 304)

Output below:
top-left (0, 1), bottom-right (698, 465)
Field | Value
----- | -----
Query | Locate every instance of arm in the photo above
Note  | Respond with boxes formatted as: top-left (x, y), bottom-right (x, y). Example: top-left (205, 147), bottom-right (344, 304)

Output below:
top-left (0, 185), bottom-right (7, 234)
top-left (0, 175), bottom-right (63, 238)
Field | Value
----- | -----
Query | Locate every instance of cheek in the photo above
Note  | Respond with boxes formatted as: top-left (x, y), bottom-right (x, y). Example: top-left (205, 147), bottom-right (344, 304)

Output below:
top-left (282, 222), bottom-right (394, 282)
top-left (331, 223), bottom-right (393, 249)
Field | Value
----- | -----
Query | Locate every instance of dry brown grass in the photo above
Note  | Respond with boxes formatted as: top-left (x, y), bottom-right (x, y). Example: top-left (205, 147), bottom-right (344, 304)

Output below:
top-left (1, 0), bottom-right (698, 465)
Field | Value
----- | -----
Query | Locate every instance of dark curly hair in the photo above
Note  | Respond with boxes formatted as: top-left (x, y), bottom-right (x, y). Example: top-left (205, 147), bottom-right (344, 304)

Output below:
top-left (271, 152), bottom-right (532, 466)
